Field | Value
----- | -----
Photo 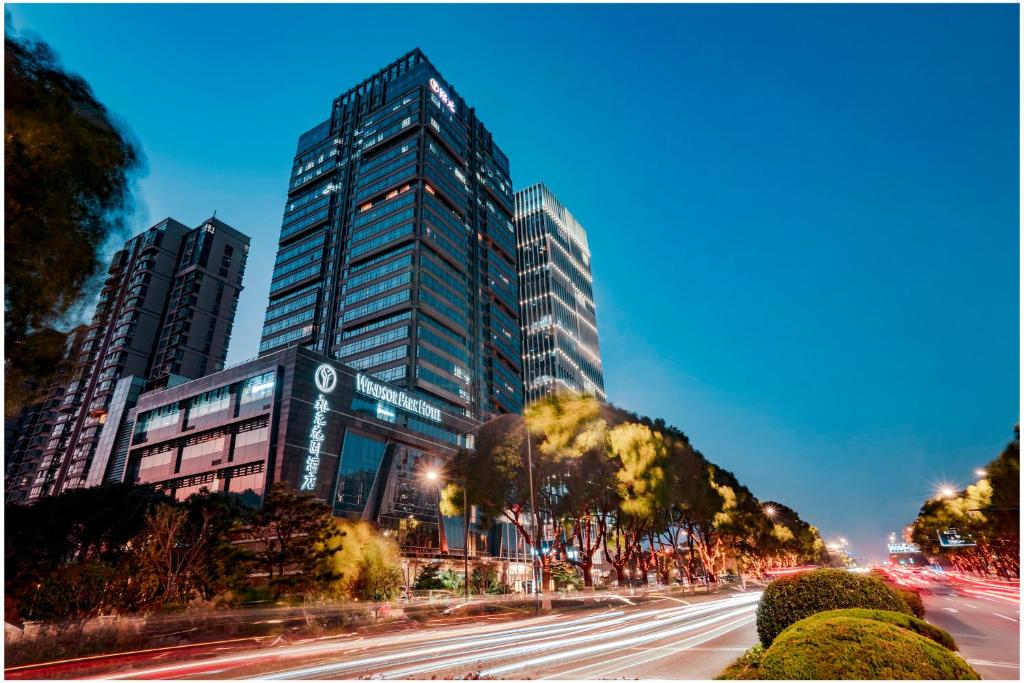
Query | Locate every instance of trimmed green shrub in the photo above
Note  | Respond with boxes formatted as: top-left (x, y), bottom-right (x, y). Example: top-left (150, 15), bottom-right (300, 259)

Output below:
top-left (715, 644), bottom-right (764, 680)
top-left (897, 587), bottom-right (926, 618)
top-left (788, 608), bottom-right (956, 651)
top-left (756, 568), bottom-right (911, 646)
top-left (758, 614), bottom-right (980, 679)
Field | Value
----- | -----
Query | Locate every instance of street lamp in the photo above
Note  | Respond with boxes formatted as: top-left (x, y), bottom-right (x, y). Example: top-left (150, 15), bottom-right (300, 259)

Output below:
top-left (425, 468), bottom-right (469, 600)
top-left (763, 504), bottom-right (777, 519)
top-left (524, 421), bottom-right (544, 611)
top-left (938, 486), bottom-right (956, 499)
top-left (975, 469), bottom-right (987, 478)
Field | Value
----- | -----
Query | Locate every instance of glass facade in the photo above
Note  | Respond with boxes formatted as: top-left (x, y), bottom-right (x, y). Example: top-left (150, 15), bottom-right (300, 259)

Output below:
top-left (121, 347), bottom-right (482, 556)
top-left (514, 184), bottom-right (606, 402)
top-left (258, 49), bottom-right (523, 420)
top-left (333, 431), bottom-right (388, 515)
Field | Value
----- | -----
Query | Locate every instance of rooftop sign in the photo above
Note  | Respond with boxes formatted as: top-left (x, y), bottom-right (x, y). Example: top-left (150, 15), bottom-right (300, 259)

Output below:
top-left (429, 78), bottom-right (456, 115)
top-left (356, 373), bottom-right (442, 423)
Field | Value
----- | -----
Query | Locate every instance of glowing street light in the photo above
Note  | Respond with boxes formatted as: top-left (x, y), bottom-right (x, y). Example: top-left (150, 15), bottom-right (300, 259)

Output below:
top-left (422, 467), bottom-right (469, 600)
top-left (938, 486), bottom-right (956, 499)
top-left (763, 504), bottom-right (778, 518)
top-left (975, 469), bottom-right (987, 478)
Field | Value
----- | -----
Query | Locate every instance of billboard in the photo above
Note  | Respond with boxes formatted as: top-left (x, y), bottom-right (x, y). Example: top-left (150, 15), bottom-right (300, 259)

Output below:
top-left (937, 528), bottom-right (976, 548)
top-left (887, 542), bottom-right (920, 554)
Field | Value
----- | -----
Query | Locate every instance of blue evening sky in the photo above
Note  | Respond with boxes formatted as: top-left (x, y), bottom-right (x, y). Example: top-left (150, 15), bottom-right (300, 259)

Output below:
top-left (7, 3), bottom-right (1018, 562)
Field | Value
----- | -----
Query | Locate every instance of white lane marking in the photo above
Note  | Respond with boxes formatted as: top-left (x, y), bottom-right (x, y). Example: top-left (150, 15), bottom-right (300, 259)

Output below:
top-left (994, 613), bottom-right (1018, 622)
top-left (943, 607), bottom-right (959, 613)
top-left (965, 603), bottom-right (978, 608)
top-left (660, 596), bottom-right (691, 604)
top-left (967, 660), bottom-right (1021, 669)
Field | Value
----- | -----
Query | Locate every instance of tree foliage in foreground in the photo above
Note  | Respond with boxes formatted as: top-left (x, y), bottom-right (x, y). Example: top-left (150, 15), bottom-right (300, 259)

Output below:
top-left (911, 427), bottom-right (1019, 577)
top-left (444, 392), bottom-right (827, 588)
top-left (4, 18), bottom-right (143, 416)
top-left (4, 482), bottom-right (405, 624)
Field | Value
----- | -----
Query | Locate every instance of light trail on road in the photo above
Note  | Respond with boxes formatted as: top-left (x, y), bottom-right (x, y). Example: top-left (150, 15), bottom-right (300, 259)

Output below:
top-left (257, 591), bottom-right (762, 680)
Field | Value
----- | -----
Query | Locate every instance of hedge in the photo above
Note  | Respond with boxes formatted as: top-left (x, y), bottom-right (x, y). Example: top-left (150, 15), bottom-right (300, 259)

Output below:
top-left (758, 614), bottom-right (980, 680)
top-left (897, 587), bottom-right (926, 618)
top-left (715, 644), bottom-right (764, 680)
top-left (785, 608), bottom-right (956, 651)
top-left (755, 568), bottom-right (912, 646)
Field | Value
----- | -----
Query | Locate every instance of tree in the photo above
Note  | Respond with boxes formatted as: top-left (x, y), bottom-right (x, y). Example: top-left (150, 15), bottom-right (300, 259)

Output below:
top-left (414, 564), bottom-right (444, 590)
top-left (129, 490), bottom-right (255, 607)
top-left (249, 482), bottom-right (341, 595)
top-left (352, 538), bottom-right (403, 602)
top-left (5, 19), bottom-right (143, 416)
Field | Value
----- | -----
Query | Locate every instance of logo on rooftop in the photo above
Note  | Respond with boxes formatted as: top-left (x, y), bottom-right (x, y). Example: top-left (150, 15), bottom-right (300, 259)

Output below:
top-left (429, 78), bottom-right (457, 115)
top-left (315, 364), bottom-right (337, 393)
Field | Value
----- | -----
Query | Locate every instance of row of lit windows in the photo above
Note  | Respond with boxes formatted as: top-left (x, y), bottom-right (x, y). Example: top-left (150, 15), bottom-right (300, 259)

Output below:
top-left (280, 207), bottom-right (330, 241)
top-left (346, 253), bottom-right (413, 291)
top-left (348, 343), bottom-right (408, 370)
top-left (350, 224), bottom-right (413, 259)
top-left (340, 310), bottom-right (411, 341)
top-left (274, 232), bottom-right (325, 269)
top-left (418, 319), bottom-right (469, 366)
top-left (348, 242), bottom-right (414, 276)
top-left (354, 165), bottom-right (416, 204)
top-left (344, 271), bottom-right (411, 306)
top-left (341, 288), bottom-right (409, 323)
top-left (270, 263), bottom-right (321, 293)
top-left (351, 209), bottom-right (415, 245)
top-left (272, 250), bottom-right (322, 280)
top-left (352, 190), bottom-right (415, 230)
top-left (338, 325), bottom-right (409, 358)
top-left (260, 324), bottom-right (314, 353)
top-left (265, 287), bottom-right (319, 322)
top-left (262, 308), bottom-right (315, 336)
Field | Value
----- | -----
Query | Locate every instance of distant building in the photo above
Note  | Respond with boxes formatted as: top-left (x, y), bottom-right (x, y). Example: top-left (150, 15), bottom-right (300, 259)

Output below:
top-left (514, 183), bottom-right (605, 402)
top-left (258, 48), bottom-right (523, 420)
top-left (18, 217), bottom-right (249, 501)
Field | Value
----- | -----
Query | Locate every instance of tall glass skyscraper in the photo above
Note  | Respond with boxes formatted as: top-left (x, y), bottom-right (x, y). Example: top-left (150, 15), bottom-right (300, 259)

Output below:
top-left (259, 49), bottom-right (522, 420)
top-left (514, 183), bottom-right (605, 402)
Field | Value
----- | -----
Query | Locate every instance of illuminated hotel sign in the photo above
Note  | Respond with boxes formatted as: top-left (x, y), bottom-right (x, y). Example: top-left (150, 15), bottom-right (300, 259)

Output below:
top-left (429, 78), bottom-right (456, 115)
top-left (356, 373), bottom-right (442, 423)
top-left (300, 364), bottom-right (337, 491)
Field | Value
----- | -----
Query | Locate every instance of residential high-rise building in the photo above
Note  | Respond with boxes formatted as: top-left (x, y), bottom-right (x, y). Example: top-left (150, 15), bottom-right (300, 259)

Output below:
top-left (258, 49), bottom-right (522, 420)
top-left (4, 325), bottom-right (88, 504)
top-left (514, 183), bottom-right (605, 402)
top-left (20, 217), bottom-right (249, 501)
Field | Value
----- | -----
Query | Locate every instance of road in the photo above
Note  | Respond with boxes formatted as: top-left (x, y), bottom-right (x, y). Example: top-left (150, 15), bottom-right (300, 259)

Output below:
top-left (886, 567), bottom-right (1019, 680)
top-left (67, 589), bottom-right (760, 680)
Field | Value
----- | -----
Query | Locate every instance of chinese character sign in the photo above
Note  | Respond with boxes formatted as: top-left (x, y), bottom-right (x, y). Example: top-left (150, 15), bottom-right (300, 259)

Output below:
top-left (301, 365), bottom-right (336, 491)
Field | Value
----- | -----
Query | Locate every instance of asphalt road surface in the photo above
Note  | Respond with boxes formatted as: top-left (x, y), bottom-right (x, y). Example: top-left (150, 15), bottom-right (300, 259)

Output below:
top-left (78, 589), bottom-right (761, 680)
top-left (888, 567), bottom-right (1019, 680)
